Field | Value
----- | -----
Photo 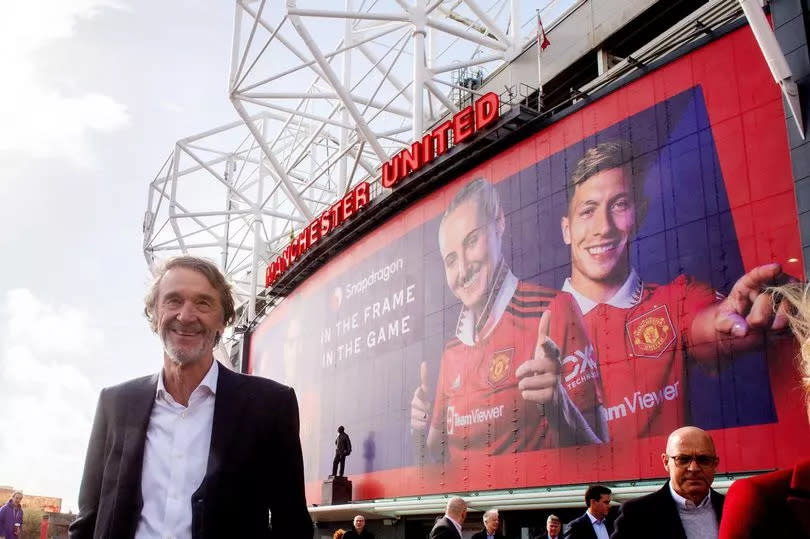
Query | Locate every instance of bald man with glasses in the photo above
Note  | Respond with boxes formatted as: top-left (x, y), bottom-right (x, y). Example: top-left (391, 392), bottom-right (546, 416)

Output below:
top-left (612, 426), bottom-right (725, 539)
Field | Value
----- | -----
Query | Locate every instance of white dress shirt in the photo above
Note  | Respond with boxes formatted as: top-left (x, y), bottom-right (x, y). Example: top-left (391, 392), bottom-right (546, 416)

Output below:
top-left (668, 482), bottom-right (719, 539)
top-left (587, 511), bottom-right (610, 539)
top-left (134, 361), bottom-right (219, 539)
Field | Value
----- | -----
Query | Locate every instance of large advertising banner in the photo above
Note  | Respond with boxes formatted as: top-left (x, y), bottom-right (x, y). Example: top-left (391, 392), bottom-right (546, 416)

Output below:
top-left (251, 25), bottom-right (810, 503)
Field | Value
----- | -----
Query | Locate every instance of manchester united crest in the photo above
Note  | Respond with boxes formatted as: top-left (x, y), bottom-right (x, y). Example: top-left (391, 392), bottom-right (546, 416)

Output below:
top-left (488, 348), bottom-right (513, 388)
top-left (626, 305), bottom-right (677, 358)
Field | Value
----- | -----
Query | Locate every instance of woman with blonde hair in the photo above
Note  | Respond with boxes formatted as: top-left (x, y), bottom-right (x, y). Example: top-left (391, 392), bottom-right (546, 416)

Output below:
top-left (720, 282), bottom-right (810, 538)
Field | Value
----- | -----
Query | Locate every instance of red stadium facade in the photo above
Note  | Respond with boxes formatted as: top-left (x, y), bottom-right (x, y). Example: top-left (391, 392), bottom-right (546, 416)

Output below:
top-left (248, 8), bottom-right (810, 538)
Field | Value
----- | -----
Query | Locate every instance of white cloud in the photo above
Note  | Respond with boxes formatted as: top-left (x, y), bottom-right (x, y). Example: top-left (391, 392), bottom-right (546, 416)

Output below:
top-left (0, 289), bottom-right (106, 512)
top-left (0, 1), bottom-right (130, 167)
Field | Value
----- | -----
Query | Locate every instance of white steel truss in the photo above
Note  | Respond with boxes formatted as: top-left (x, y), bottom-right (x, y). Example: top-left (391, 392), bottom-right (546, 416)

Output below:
top-left (144, 0), bottom-right (573, 344)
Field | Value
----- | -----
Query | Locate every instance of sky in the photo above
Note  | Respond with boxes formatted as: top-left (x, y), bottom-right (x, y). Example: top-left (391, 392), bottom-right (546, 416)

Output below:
top-left (0, 0), bottom-right (239, 512)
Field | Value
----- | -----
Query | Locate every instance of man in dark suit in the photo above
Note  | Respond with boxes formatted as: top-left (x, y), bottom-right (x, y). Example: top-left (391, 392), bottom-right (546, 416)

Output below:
top-left (343, 515), bottom-right (374, 538)
top-left (612, 426), bottom-right (724, 539)
top-left (430, 497), bottom-right (468, 539)
top-left (564, 485), bottom-right (613, 539)
top-left (534, 514), bottom-right (562, 539)
top-left (69, 256), bottom-right (312, 539)
top-left (471, 508), bottom-right (504, 539)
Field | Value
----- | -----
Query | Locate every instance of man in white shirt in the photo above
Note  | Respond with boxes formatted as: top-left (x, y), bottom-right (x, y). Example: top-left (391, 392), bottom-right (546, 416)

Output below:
top-left (430, 497), bottom-right (468, 539)
top-left (70, 256), bottom-right (312, 539)
top-left (613, 426), bottom-right (725, 539)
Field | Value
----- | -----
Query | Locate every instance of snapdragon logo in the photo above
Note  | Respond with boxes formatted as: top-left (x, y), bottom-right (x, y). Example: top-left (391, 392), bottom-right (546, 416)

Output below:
top-left (344, 258), bottom-right (404, 298)
top-left (446, 404), bottom-right (505, 435)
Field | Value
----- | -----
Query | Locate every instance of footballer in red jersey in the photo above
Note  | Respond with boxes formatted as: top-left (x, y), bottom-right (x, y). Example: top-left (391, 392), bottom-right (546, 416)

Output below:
top-left (411, 178), bottom-right (607, 459)
top-left (560, 141), bottom-right (791, 441)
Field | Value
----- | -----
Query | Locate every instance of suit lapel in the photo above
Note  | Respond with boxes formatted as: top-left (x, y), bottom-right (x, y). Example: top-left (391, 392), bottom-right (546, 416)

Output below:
top-left (114, 374), bottom-right (158, 535)
top-left (656, 483), bottom-right (687, 539)
top-left (203, 365), bottom-right (248, 485)
top-left (710, 488), bottom-right (724, 523)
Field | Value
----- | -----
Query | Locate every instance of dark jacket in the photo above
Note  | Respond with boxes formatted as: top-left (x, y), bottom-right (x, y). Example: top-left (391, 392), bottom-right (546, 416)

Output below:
top-left (343, 529), bottom-right (374, 539)
top-left (612, 482), bottom-right (724, 539)
top-left (719, 458), bottom-right (810, 538)
top-left (430, 516), bottom-right (462, 539)
top-left (564, 511), bottom-right (613, 539)
top-left (471, 529), bottom-right (505, 539)
top-left (68, 364), bottom-right (312, 539)
top-left (0, 499), bottom-right (23, 539)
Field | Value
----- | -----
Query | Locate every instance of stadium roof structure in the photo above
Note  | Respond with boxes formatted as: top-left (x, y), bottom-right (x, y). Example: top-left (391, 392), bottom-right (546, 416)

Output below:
top-left (144, 0), bottom-right (799, 365)
top-left (143, 0), bottom-right (567, 330)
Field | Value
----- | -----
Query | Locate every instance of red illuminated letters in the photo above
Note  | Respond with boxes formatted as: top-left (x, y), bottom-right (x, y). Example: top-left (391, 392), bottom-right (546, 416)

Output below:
top-left (265, 181), bottom-right (372, 287)
top-left (380, 92), bottom-right (499, 189)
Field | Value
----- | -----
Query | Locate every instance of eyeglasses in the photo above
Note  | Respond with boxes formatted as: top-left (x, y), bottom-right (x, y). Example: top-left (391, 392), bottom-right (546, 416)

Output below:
top-left (666, 454), bottom-right (718, 468)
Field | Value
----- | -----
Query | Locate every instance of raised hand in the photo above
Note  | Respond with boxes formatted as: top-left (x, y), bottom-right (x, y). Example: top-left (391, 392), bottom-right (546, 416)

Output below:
top-left (715, 263), bottom-right (793, 337)
top-left (515, 310), bottom-right (562, 404)
top-left (410, 361), bottom-right (432, 431)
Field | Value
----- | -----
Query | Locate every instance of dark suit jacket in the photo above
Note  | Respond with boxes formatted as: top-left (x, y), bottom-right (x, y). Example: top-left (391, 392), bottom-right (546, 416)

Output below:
top-left (471, 529), bottom-right (505, 539)
top-left (719, 458), bottom-right (810, 539)
top-left (68, 363), bottom-right (312, 539)
top-left (612, 482), bottom-right (724, 539)
top-left (563, 511), bottom-right (613, 539)
top-left (430, 516), bottom-right (462, 539)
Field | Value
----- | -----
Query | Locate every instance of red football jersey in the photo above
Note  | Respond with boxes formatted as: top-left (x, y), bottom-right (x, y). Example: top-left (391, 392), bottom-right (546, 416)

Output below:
top-left (430, 281), bottom-right (603, 460)
top-left (585, 274), bottom-right (716, 440)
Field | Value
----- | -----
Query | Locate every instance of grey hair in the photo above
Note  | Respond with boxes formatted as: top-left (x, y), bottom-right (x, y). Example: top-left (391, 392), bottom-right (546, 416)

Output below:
top-left (144, 256), bottom-right (236, 345)
top-left (483, 508), bottom-right (499, 522)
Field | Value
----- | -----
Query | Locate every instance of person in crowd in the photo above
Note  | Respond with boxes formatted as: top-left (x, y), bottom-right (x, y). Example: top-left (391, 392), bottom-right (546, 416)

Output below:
top-left (561, 141), bottom-right (790, 441)
top-left (69, 255), bottom-right (311, 538)
top-left (612, 426), bottom-right (724, 538)
top-left (411, 178), bottom-right (607, 462)
top-left (332, 425), bottom-right (352, 477)
top-left (0, 491), bottom-right (23, 539)
top-left (471, 508), bottom-right (504, 539)
top-left (719, 282), bottom-right (810, 538)
top-left (564, 485), bottom-right (613, 539)
top-left (430, 497), bottom-right (468, 539)
top-left (344, 515), bottom-right (374, 539)
top-left (535, 514), bottom-right (562, 539)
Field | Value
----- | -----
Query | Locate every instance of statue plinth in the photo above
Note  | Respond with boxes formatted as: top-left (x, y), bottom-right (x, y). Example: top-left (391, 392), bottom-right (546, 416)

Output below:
top-left (321, 476), bottom-right (352, 505)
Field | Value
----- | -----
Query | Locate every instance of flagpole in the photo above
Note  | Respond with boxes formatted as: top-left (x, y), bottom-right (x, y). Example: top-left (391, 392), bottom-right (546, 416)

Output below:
top-left (536, 9), bottom-right (544, 106)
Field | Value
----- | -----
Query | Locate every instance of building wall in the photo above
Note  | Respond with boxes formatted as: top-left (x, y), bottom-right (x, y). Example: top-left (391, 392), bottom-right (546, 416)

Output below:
top-left (772, 0), bottom-right (810, 277)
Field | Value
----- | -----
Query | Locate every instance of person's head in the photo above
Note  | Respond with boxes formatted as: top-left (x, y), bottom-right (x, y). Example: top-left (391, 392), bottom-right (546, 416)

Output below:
top-left (445, 496), bottom-right (468, 523)
top-left (662, 426), bottom-right (719, 505)
top-left (482, 508), bottom-right (499, 533)
top-left (11, 491), bottom-right (22, 507)
top-left (584, 485), bottom-right (612, 520)
top-left (770, 282), bottom-right (810, 421)
top-left (333, 529), bottom-right (346, 539)
top-left (338, 426), bottom-right (345, 434)
top-left (144, 256), bottom-right (235, 366)
top-left (562, 141), bottom-right (649, 298)
top-left (546, 514), bottom-right (561, 537)
top-left (353, 515), bottom-right (365, 531)
top-left (439, 178), bottom-right (506, 318)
